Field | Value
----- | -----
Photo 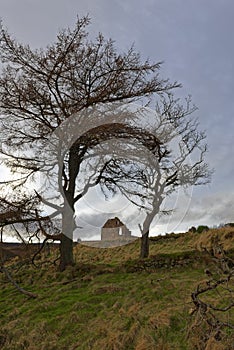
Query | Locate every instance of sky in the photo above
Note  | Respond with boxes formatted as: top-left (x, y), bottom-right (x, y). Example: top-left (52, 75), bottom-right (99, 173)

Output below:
top-left (0, 0), bottom-right (233, 239)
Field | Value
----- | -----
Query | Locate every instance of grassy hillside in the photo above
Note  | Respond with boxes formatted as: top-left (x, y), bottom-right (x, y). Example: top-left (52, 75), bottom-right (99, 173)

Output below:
top-left (0, 227), bottom-right (234, 350)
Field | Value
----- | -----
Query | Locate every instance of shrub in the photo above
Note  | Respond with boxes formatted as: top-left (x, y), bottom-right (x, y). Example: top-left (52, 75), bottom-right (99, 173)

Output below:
top-left (196, 225), bottom-right (209, 234)
top-left (225, 222), bottom-right (234, 228)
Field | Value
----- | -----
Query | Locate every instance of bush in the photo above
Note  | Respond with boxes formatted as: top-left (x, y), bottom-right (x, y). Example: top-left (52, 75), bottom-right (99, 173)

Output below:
top-left (188, 226), bottom-right (196, 233)
top-left (225, 222), bottom-right (234, 228)
top-left (196, 225), bottom-right (209, 234)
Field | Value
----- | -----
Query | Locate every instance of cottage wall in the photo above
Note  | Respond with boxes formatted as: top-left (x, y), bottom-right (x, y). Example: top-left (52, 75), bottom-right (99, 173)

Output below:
top-left (101, 227), bottom-right (120, 241)
top-left (101, 217), bottom-right (133, 242)
top-left (122, 225), bottom-right (131, 237)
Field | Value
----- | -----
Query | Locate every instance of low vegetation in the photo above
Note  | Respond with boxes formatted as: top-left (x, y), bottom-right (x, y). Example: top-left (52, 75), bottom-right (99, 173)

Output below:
top-left (1, 227), bottom-right (234, 349)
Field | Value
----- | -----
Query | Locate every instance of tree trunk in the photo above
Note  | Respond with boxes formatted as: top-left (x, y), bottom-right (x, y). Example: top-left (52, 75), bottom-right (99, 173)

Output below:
top-left (59, 234), bottom-right (73, 271)
top-left (59, 203), bottom-right (74, 271)
top-left (140, 230), bottom-right (149, 258)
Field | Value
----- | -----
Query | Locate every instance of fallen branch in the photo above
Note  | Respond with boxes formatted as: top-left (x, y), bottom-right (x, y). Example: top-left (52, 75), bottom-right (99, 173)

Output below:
top-left (189, 240), bottom-right (234, 347)
top-left (0, 265), bottom-right (37, 299)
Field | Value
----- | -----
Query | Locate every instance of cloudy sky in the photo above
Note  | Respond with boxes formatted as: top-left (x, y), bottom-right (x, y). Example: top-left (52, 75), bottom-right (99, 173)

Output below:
top-left (1, 0), bottom-right (233, 239)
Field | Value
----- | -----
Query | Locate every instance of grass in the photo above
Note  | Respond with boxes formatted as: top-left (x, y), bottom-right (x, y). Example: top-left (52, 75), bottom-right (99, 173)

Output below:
top-left (0, 227), bottom-right (234, 349)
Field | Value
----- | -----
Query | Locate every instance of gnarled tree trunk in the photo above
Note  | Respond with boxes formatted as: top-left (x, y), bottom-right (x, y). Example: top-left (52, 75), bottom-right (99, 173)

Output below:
top-left (140, 230), bottom-right (149, 258)
top-left (59, 191), bottom-right (75, 271)
top-left (59, 234), bottom-right (73, 271)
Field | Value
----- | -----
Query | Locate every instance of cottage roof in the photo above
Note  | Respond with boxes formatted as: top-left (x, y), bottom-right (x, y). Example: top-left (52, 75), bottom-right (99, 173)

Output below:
top-left (102, 217), bottom-right (124, 228)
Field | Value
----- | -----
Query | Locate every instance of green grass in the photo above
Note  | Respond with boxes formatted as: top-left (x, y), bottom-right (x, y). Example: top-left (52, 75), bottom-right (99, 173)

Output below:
top-left (0, 227), bottom-right (234, 349)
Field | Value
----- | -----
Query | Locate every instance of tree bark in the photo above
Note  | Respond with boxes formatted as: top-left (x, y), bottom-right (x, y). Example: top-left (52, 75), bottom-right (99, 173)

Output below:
top-left (59, 234), bottom-right (73, 271)
top-left (140, 230), bottom-right (149, 258)
top-left (59, 199), bottom-right (75, 271)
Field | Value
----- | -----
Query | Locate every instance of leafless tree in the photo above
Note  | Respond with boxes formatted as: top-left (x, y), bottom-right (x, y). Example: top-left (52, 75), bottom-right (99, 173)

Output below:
top-left (0, 193), bottom-right (51, 259)
top-left (138, 95), bottom-right (211, 257)
top-left (0, 195), bottom-right (43, 298)
top-left (100, 95), bottom-right (211, 258)
top-left (0, 16), bottom-right (180, 270)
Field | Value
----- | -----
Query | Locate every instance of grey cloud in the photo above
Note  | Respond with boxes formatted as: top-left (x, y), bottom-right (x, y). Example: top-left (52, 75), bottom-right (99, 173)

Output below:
top-left (1, 0), bottom-right (233, 233)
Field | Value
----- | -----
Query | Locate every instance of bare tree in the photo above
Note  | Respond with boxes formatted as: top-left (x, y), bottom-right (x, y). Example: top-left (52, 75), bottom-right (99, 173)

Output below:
top-left (0, 193), bottom-right (51, 257)
top-left (100, 95), bottom-right (211, 258)
top-left (138, 96), bottom-right (211, 257)
top-left (0, 194), bottom-right (40, 229)
top-left (0, 195), bottom-right (43, 298)
top-left (0, 16), bottom-right (179, 270)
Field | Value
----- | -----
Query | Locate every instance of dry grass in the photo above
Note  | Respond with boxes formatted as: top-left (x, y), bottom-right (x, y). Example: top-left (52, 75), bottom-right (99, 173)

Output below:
top-left (0, 226), bottom-right (233, 350)
top-left (74, 227), bottom-right (234, 266)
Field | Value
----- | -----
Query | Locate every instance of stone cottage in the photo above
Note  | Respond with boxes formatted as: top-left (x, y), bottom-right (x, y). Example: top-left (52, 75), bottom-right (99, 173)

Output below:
top-left (101, 217), bottom-right (132, 241)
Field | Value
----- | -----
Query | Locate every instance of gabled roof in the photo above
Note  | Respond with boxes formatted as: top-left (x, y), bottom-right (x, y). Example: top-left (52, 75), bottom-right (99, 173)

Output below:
top-left (102, 217), bottom-right (124, 228)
